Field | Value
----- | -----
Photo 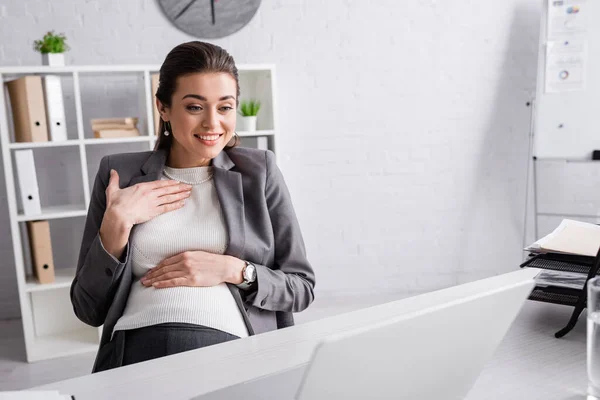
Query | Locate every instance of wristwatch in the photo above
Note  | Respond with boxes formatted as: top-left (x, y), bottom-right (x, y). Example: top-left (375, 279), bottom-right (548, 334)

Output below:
top-left (236, 261), bottom-right (257, 290)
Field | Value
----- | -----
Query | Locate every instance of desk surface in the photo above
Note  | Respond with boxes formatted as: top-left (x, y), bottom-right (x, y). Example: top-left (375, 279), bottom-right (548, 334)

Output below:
top-left (34, 300), bottom-right (589, 400)
top-left (466, 301), bottom-right (587, 400)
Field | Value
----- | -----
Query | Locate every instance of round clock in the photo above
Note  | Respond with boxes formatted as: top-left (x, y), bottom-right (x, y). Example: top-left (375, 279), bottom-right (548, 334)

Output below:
top-left (158, 0), bottom-right (261, 39)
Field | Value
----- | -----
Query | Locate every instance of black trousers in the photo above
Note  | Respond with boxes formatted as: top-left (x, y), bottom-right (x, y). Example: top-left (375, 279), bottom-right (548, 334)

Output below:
top-left (113, 323), bottom-right (241, 367)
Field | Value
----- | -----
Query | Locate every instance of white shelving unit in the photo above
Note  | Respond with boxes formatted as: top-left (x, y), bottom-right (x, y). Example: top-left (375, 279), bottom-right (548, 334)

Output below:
top-left (0, 64), bottom-right (278, 362)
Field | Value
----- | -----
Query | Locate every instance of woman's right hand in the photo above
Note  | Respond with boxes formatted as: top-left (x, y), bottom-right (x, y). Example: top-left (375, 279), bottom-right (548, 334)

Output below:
top-left (105, 169), bottom-right (192, 229)
top-left (99, 169), bottom-right (192, 260)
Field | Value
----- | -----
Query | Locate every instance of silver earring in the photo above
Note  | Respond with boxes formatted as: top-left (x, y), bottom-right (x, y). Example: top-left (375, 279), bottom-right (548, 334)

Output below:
top-left (163, 121), bottom-right (170, 136)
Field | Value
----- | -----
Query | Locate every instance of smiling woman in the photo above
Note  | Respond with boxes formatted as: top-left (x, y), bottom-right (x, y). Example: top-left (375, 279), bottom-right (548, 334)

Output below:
top-left (158, 72), bottom-right (237, 167)
top-left (154, 42), bottom-right (242, 166)
top-left (70, 41), bottom-right (316, 373)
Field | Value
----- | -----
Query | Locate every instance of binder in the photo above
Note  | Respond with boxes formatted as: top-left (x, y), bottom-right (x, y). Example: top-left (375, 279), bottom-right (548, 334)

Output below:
top-left (42, 75), bottom-right (68, 141)
top-left (6, 76), bottom-right (49, 142)
top-left (14, 150), bottom-right (42, 216)
top-left (151, 73), bottom-right (160, 135)
top-left (26, 220), bottom-right (55, 284)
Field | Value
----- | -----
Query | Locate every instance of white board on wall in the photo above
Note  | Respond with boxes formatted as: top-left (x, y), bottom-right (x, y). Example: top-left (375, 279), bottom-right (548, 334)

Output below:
top-left (533, 0), bottom-right (599, 159)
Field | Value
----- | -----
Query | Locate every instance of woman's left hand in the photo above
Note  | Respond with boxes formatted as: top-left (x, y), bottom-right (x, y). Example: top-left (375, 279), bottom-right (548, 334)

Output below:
top-left (141, 251), bottom-right (244, 288)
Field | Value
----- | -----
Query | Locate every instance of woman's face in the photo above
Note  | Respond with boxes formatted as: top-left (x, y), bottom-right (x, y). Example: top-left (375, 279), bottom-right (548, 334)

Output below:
top-left (160, 72), bottom-right (237, 168)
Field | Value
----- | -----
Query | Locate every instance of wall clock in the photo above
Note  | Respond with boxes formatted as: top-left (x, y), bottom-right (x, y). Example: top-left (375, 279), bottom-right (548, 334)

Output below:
top-left (158, 0), bottom-right (261, 39)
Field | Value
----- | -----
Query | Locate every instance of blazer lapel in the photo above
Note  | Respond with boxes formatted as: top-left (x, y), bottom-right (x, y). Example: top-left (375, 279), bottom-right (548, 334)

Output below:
top-left (211, 151), bottom-right (254, 335)
top-left (128, 149), bottom-right (168, 186)
top-left (212, 151), bottom-right (246, 260)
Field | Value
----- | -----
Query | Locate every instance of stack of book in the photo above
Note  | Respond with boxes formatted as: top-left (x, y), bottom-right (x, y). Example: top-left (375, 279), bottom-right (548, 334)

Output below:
top-left (524, 219), bottom-right (600, 290)
top-left (91, 117), bottom-right (140, 138)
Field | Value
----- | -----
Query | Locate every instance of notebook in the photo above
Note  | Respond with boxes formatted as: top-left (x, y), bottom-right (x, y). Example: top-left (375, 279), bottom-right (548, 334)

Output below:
top-left (525, 219), bottom-right (600, 257)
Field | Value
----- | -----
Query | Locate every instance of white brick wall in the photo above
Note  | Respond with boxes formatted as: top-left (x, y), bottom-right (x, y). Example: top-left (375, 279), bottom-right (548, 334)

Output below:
top-left (0, 0), bottom-right (551, 319)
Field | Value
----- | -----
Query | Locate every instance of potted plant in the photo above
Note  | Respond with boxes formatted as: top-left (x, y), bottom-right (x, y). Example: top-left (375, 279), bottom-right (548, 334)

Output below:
top-left (238, 99), bottom-right (261, 132)
top-left (33, 31), bottom-right (70, 67)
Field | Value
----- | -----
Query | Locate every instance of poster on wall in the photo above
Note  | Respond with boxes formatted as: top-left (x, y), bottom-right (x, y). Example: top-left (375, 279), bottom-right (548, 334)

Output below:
top-left (547, 0), bottom-right (588, 39)
top-left (545, 37), bottom-right (587, 93)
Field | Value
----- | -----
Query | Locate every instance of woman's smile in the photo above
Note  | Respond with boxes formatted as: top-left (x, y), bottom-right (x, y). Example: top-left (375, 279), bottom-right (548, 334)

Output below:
top-left (193, 133), bottom-right (224, 146)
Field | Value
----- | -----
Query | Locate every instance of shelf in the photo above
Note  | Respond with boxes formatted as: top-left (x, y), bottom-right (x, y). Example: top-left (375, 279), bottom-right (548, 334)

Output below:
top-left (522, 254), bottom-right (595, 275)
top-left (83, 136), bottom-right (154, 145)
top-left (9, 140), bottom-right (80, 149)
top-left (0, 64), bottom-right (274, 75)
top-left (529, 287), bottom-right (580, 307)
top-left (82, 133), bottom-right (272, 142)
top-left (0, 65), bottom-right (160, 74)
top-left (237, 130), bottom-right (275, 137)
top-left (25, 268), bottom-right (76, 293)
top-left (16, 204), bottom-right (87, 222)
top-left (2, 62), bottom-right (277, 362)
top-left (28, 328), bottom-right (99, 362)
top-left (8, 136), bottom-right (155, 149)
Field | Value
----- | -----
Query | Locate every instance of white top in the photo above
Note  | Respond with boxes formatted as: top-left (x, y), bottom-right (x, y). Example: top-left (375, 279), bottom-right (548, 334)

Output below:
top-left (112, 165), bottom-right (249, 339)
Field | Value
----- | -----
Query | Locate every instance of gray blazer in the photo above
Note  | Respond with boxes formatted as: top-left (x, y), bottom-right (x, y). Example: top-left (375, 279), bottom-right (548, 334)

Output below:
top-left (70, 146), bottom-right (316, 372)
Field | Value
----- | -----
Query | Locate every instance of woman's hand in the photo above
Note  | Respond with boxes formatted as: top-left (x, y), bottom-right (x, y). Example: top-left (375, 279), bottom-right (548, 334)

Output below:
top-left (140, 251), bottom-right (246, 288)
top-left (99, 169), bottom-right (192, 260)
top-left (105, 169), bottom-right (192, 229)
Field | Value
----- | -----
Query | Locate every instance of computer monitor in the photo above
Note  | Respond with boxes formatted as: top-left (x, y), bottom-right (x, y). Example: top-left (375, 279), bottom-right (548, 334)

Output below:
top-left (295, 268), bottom-right (538, 400)
top-left (194, 268), bottom-right (538, 400)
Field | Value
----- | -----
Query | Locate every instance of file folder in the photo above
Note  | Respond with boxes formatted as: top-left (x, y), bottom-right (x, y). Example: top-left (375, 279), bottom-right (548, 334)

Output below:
top-left (14, 149), bottom-right (42, 216)
top-left (42, 75), bottom-right (68, 141)
top-left (6, 76), bottom-right (49, 142)
top-left (26, 220), bottom-right (55, 284)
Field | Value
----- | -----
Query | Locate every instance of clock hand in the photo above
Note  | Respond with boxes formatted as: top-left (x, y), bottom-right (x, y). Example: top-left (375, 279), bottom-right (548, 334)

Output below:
top-left (174, 0), bottom-right (197, 20)
top-left (211, 0), bottom-right (216, 24)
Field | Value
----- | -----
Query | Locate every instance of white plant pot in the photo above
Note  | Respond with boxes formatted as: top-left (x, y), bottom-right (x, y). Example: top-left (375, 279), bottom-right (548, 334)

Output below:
top-left (41, 53), bottom-right (65, 67)
top-left (238, 116), bottom-right (257, 132)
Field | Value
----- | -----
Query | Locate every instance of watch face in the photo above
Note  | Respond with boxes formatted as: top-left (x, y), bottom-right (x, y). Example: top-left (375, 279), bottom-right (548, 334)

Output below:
top-left (158, 0), bottom-right (261, 39)
top-left (244, 264), bottom-right (257, 282)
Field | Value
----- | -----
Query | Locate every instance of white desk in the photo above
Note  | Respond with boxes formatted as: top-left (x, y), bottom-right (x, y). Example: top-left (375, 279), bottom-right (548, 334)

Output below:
top-left (33, 300), bottom-right (588, 399)
top-left (466, 301), bottom-right (587, 400)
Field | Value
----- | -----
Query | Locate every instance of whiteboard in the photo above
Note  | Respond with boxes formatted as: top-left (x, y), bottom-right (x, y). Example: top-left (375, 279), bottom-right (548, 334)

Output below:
top-left (533, 0), bottom-right (600, 159)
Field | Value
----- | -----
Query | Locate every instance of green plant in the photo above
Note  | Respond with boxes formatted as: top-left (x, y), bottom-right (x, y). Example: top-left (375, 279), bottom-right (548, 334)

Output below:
top-left (33, 31), bottom-right (70, 54)
top-left (239, 99), bottom-right (261, 117)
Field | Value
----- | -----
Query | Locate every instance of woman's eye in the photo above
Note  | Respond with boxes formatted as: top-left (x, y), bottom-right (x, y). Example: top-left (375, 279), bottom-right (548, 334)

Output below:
top-left (187, 105), bottom-right (202, 111)
top-left (220, 106), bottom-right (233, 112)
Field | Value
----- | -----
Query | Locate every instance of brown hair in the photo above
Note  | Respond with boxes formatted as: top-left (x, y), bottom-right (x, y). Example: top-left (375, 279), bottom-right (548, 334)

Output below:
top-left (154, 41), bottom-right (240, 150)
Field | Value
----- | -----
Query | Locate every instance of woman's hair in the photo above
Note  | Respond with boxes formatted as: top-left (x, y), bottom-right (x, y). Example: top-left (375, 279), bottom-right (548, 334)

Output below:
top-left (154, 41), bottom-right (240, 150)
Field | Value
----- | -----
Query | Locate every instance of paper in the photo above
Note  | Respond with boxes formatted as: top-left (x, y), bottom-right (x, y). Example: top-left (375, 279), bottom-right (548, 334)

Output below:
top-left (525, 219), bottom-right (600, 257)
top-left (535, 270), bottom-right (587, 290)
top-left (547, 0), bottom-right (588, 39)
top-left (544, 37), bottom-right (587, 92)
